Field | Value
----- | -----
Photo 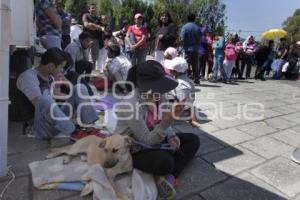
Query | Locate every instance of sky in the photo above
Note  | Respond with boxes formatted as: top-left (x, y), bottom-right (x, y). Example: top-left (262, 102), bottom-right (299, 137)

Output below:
top-left (222, 0), bottom-right (300, 40)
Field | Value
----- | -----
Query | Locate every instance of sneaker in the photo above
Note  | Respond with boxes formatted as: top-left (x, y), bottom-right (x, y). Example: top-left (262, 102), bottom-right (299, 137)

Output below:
top-left (54, 133), bottom-right (70, 138)
top-left (165, 175), bottom-right (179, 188)
top-left (156, 176), bottom-right (176, 200)
top-left (291, 147), bottom-right (300, 164)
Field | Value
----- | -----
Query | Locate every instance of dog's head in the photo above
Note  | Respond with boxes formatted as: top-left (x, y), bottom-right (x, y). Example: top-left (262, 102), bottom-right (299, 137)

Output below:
top-left (98, 134), bottom-right (133, 168)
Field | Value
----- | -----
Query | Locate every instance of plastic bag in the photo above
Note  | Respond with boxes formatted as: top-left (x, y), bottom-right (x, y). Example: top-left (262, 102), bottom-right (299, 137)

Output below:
top-left (282, 62), bottom-right (290, 72)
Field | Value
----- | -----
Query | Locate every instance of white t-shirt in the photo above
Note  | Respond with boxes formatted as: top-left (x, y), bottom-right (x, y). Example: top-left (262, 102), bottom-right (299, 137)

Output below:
top-left (70, 25), bottom-right (83, 42)
top-left (108, 55), bottom-right (132, 86)
top-left (16, 68), bottom-right (51, 102)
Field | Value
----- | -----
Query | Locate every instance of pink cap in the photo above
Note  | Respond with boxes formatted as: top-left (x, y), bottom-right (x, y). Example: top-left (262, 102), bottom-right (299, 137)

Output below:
top-left (164, 47), bottom-right (178, 59)
top-left (134, 13), bottom-right (143, 19)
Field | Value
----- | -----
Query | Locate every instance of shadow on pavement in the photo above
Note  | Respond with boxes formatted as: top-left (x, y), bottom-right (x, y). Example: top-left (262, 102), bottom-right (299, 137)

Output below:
top-left (172, 120), bottom-right (288, 200)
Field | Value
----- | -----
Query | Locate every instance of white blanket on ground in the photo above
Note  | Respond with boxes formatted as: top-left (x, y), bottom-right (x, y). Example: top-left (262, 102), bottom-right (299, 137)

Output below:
top-left (29, 157), bottom-right (157, 200)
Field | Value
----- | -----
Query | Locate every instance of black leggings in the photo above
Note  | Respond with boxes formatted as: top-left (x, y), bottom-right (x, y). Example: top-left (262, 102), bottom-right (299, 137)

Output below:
top-left (132, 133), bottom-right (200, 178)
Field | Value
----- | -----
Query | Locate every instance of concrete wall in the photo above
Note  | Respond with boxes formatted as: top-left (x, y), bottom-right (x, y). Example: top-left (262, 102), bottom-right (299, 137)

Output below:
top-left (0, 0), bottom-right (11, 177)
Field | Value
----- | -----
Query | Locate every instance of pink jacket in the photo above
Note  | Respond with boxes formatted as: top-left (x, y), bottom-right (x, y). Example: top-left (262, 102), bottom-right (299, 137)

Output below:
top-left (225, 43), bottom-right (237, 61)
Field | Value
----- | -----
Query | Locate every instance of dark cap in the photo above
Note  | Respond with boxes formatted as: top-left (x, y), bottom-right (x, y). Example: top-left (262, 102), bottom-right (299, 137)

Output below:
top-left (136, 60), bottom-right (178, 94)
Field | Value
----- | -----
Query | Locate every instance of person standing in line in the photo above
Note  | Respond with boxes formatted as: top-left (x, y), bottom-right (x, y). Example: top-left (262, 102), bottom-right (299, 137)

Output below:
top-left (36, 0), bottom-right (62, 49)
top-left (113, 20), bottom-right (130, 56)
top-left (154, 11), bottom-right (177, 63)
top-left (198, 27), bottom-right (208, 80)
top-left (224, 37), bottom-right (237, 83)
top-left (205, 30), bottom-right (214, 77)
top-left (233, 33), bottom-right (245, 79)
top-left (82, 3), bottom-right (102, 69)
top-left (242, 35), bottom-right (257, 79)
top-left (254, 40), bottom-right (274, 81)
top-left (180, 14), bottom-right (201, 84)
top-left (274, 37), bottom-right (290, 79)
top-left (55, 1), bottom-right (72, 50)
top-left (96, 15), bottom-right (112, 72)
top-left (126, 13), bottom-right (148, 65)
top-left (211, 35), bottom-right (226, 83)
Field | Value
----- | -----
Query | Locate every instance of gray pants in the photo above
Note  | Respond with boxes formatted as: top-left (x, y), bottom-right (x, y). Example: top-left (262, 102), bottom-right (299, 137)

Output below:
top-left (90, 39), bottom-right (100, 69)
top-left (131, 48), bottom-right (147, 66)
top-left (32, 84), bottom-right (98, 140)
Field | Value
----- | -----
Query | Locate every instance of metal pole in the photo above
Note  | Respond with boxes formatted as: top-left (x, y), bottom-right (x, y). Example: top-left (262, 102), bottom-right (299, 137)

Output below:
top-left (0, 0), bottom-right (10, 177)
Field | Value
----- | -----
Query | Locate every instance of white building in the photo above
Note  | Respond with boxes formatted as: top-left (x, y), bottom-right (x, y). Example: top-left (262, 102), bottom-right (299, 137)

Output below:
top-left (0, 0), bottom-right (34, 177)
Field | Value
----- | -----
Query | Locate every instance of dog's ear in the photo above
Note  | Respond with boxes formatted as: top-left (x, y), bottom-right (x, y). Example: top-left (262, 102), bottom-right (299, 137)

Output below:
top-left (98, 139), bottom-right (107, 148)
top-left (124, 136), bottom-right (134, 146)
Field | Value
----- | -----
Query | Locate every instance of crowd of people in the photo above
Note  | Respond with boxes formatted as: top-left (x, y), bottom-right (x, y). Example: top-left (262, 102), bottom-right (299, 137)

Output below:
top-left (16, 0), bottom-right (300, 199)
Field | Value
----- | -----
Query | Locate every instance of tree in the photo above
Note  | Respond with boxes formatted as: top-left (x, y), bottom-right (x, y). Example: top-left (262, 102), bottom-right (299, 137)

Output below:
top-left (65, 0), bottom-right (90, 22)
top-left (152, 0), bottom-right (226, 35)
top-left (152, 0), bottom-right (193, 29)
top-left (283, 9), bottom-right (300, 43)
top-left (193, 0), bottom-right (226, 35)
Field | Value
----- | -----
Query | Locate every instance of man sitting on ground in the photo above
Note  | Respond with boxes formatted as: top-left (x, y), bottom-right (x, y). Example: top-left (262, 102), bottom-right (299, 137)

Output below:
top-left (103, 39), bottom-right (132, 92)
top-left (17, 48), bottom-right (98, 140)
top-left (64, 31), bottom-right (93, 70)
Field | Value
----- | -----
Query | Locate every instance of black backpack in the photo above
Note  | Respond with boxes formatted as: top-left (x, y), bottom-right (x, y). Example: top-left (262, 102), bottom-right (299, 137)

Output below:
top-left (9, 50), bottom-right (35, 122)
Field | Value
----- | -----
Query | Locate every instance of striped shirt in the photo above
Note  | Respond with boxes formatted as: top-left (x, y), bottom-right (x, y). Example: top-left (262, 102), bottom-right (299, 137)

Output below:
top-left (36, 0), bottom-right (61, 37)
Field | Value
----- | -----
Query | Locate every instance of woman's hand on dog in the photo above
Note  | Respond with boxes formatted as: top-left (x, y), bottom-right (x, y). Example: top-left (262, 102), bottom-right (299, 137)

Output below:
top-left (168, 136), bottom-right (181, 149)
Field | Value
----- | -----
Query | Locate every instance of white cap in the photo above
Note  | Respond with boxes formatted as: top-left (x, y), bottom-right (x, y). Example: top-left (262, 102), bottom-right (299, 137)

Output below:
top-left (164, 47), bottom-right (178, 59)
top-left (164, 57), bottom-right (188, 73)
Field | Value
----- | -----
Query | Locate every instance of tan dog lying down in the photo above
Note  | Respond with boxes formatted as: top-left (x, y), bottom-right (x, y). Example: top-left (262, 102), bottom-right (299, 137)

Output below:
top-left (46, 134), bottom-right (133, 199)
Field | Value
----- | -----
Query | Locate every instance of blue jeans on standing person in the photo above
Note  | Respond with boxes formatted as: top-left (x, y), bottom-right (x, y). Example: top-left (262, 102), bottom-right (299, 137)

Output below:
top-left (212, 56), bottom-right (227, 81)
top-left (32, 84), bottom-right (98, 140)
top-left (125, 32), bottom-right (137, 61)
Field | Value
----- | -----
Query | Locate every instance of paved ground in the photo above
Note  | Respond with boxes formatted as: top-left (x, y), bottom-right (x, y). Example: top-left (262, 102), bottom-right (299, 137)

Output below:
top-left (1, 78), bottom-right (300, 200)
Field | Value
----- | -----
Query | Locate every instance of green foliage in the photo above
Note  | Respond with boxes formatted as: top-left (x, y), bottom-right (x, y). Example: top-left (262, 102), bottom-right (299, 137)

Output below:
top-left (194, 0), bottom-right (226, 35)
top-left (283, 9), bottom-right (300, 43)
top-left (64, 0), bottom-right (226, 36)
top-left (152, 0), bottom-right (226, 35)
top-left (65, 0), bottom-right (90, 22)
top-left (152, 0), bottom-right (192, 28)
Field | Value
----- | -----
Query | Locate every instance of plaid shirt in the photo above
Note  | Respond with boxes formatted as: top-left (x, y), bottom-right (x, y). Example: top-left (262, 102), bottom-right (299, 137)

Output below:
top-left (36, 0), bottom-right (61, 37)
top-left (61, 12), bottom-right (71, 35)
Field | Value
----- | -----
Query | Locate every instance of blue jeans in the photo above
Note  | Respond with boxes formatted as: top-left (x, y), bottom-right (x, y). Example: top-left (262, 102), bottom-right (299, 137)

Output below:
top-left (212, 56), bottom-right (227, 81)
top-left (40, 34), bottom-right (62, 49)
top-left (32, 84), bottom-right (98, 139)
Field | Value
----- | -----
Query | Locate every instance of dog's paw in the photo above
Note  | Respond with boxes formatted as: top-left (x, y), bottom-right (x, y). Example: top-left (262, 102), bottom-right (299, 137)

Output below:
top-left (45, 153), bottom-right (56, 159)
top-left (63, 156), bottom-right (72, 164)
top-left (81, 182), bottom-right (94, 196)
top-left (80, 155), bottom-right (87, 162)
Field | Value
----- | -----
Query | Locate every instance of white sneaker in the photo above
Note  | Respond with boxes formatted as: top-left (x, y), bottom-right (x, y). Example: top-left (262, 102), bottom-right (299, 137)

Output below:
top-left (291, 148), bottom-right (300, 164)
top-left (54, 133), bottom-right (70, 138)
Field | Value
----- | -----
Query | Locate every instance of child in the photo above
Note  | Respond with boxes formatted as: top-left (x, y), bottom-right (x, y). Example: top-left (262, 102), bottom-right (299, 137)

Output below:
top-left (224, 38), bottom-right (237, 83)
top-left (164, 57), bottom-right (201, 127)
top-left (162, 47), bottom-right (178, 76)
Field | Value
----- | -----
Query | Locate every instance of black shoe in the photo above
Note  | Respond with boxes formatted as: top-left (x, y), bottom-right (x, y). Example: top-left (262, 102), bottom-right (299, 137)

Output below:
top-left (261, 77), bottom-right (266, 81)
top-left (194, 80), bottom-right (200, 85)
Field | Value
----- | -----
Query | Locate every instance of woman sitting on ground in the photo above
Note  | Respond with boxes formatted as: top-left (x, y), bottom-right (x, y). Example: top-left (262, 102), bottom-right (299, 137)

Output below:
top-left (114, 60), bottom-right (200, 200)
